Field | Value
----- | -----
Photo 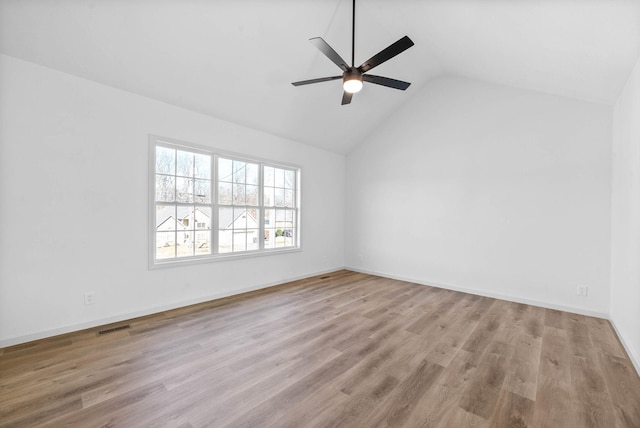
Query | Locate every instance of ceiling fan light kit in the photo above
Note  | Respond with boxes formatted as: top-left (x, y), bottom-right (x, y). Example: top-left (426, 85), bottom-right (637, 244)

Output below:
top-left (343, 70), bottom-right (363, 93)
top-left (292, 0), bottom-right (414, 105)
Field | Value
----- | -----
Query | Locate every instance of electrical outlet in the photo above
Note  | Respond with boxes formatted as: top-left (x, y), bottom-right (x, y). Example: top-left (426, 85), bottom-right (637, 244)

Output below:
top-left (577, 285), bottom-right (588, 297)
top-left (84, 292), bottom-right (96, 305)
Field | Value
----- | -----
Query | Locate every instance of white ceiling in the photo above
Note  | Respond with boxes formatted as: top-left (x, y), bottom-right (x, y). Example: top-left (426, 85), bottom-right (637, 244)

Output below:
top-left (1, 0), bottom-right (639, 154)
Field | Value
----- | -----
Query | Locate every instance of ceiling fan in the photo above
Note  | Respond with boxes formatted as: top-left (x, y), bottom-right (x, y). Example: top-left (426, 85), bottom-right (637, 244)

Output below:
top-left (292, 0), bottom-right (414, 105)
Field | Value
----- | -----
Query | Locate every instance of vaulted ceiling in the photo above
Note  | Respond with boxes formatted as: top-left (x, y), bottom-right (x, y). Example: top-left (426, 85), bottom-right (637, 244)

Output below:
top-left (1, 0), bottom-right (639, 153)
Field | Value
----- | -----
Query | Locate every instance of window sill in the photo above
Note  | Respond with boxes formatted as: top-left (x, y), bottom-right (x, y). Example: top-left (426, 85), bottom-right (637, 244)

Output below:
top-left (148, 246), bottom-right (302, 270)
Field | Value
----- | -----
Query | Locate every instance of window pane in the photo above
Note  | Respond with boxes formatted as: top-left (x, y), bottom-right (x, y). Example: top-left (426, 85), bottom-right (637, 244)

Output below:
top-left (177, 206), bottom-right (194, 230)
top-left (284, 170), bottom-right (295, 189)
top-left (177, 150), bottom-right (194, 177)
top-left (233, 160), bottom-right (246, 183)
top-left (194, 153), bottom-right (211, 179)
top-left (275, 228), bottom-right (285, 247)
top-left (246, 185), bottom-right (259, 206)
top-left (246, 163), bottom-right (259, 185)
top-left (275, 210), bottom-right (286, 248)
top-left (176, 178), bottom-right (194, 203)
top-left (193, 206), bottom-right (211, 254)
top-left (247, 229), bottom-right (259, 251)
top-left (195, 229), bottom-right (211, 255)
top-left (264, 166), bottom-right (274, 187)
top-left (156, 205), bottom-right (176, 230)
top-left (248, 208), bottom-right (259, 226)
top-left (274, 168), bottom-right (285, 188)
top-left (218, 229), bottom-right (232, 253)
top-left (275, 188), bottom-right (285, 207)
top-left (218, 182), bottom-right (232, 205)
top-left (284, 234), bottom-right (294, 247)
top-left (264, 209), bottom-right (274, 227)
top-left (156, 146), bottom-right (175, 175)
top-left (219, 157), bottom-right (232, 182)
top-left (233, 183), bottom-right (246, 205)
top-left (194, 207), bottom-right (211, 229)
top-left (285, 209), bottom-right (295, 224)
top-left (284, 189), bottom-right (294, 208)
top-left (194, 179), bottom-right (211, 204)
top-left (219, 206), bottom-right (233, 230)
top-left (233, 208), bottom-right (247, 229)
top-left (264, 229), bottom-right (275, 249)
top-left (233, 232), bottom-right (247, 252)
top-left (264, 187), bottom-right (274, 207)
top-left (176, 232), bottom-right (194, 257)
top-left (156, 232), bottom-right (176, 259)
top-left (156, 175), bottom-right (175, 202)
top-left (284, 211), bottom-right (295, 246)
top-left (219, 205), bottom-right (233, 253)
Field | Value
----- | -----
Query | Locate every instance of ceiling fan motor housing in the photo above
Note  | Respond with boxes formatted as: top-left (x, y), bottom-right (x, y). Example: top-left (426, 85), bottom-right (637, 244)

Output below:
top-left (343, 69), bottom-right (362, 82)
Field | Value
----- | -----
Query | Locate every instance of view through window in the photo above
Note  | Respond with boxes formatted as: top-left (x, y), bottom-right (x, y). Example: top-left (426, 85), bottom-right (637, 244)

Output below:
top-left (151, 137), bottom-right (299, 265)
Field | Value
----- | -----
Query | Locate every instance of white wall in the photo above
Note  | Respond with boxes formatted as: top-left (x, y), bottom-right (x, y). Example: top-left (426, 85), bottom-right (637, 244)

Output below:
top-left (611, 56), bottom-right (640, 372)
top-left (0, 54), bottom-right (345, 346)
top-left (346, 77), bottom-right (612, 316)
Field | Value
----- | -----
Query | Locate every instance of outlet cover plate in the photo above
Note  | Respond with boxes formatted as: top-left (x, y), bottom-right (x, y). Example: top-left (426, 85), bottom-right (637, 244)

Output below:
top-left (84, 292), bottom-right (95, 305)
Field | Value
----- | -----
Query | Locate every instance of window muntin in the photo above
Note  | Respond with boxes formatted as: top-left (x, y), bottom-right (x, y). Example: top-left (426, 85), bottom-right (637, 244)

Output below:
top-left (151, 137), bottom-right (299, 266)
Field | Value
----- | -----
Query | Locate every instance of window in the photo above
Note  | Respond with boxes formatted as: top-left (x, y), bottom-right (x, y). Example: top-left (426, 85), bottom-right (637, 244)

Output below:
top-left (150, 136), bottom-right (300, 266)
top-left (263, 165), bottom-right (297, 249)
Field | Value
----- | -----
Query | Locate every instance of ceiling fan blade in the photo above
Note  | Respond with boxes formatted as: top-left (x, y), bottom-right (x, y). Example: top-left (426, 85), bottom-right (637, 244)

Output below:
top-left (363, 74), bottom-right (411, 90)
top-left (341, 91), bottom-right (353, 105)
top-left (292, 76), bottom-right (342, 86)
top-left (358, 36), bottom-right (414, 73)
top-left (309, 37), bottom-right (350, 72)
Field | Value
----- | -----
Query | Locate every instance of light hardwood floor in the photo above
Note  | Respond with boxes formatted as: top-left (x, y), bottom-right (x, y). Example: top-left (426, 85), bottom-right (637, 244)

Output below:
top-left (1, 270), bottom-right (639, 427)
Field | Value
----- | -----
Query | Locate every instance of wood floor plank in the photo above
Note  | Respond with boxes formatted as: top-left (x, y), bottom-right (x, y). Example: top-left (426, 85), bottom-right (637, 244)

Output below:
top-left (310, 374), bottom-right (401, 428)
top-left (488, 389), bottom-right (535, 428)
top-left (1, 270), bottom-right (639, 427)
top-left (461, 300), bottom-right (505, 355)
top-left (598, 352), bottom-right (640, 427)
top-left (423, 294), bottom-right (485, 367)
top-left (402, 348), bottom-right (479, 427)
top-left (359, 358), bottom-right (445, 427)
top-left (458, 343), bottom-right (509, 419)
top-left (531, 329), bottom-right (578, 428)
top-left (584, 316), bottom-right (628, 360)
top-left (501, 332), bottom-right (542, 401)
top-left (444, 407), bottom-right (490, 428)
top-left (570, 353), bottom-right (617, 428)
top-left (217, 347), bottom-right (369, 427)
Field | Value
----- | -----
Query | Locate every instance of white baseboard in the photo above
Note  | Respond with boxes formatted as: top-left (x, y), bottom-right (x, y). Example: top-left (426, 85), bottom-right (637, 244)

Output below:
top-left (608, 316), bottom-right (640, 377)
top-left (346, 266), bottom-right (609, 319)
top-left (0, 267), bottom-right (344, 349)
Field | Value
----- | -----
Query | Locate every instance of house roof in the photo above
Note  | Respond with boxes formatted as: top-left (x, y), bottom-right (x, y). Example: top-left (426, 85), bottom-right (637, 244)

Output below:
top-left (156, 215), bottom-right (187, 231)
top-left (182, 208), bottom-right (210, 220)
top-left (224, 210), bottom-right (258, 230)
top-left (1, 0), bottom-right (638, 154)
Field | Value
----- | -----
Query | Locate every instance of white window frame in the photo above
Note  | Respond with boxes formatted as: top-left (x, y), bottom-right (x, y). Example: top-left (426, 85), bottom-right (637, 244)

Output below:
top-left (149, 135), bottom-right (301, 269)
